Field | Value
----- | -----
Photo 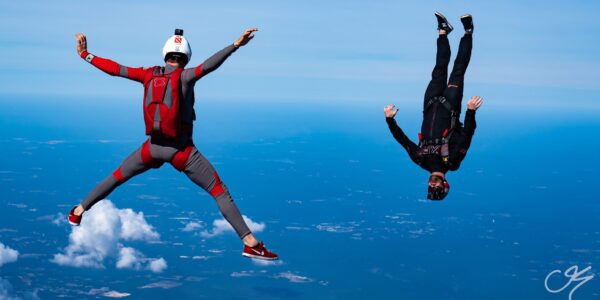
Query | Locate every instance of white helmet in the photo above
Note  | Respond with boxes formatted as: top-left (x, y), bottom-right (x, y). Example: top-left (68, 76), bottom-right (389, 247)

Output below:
top-left (162, 29), bottom-right (192, 64)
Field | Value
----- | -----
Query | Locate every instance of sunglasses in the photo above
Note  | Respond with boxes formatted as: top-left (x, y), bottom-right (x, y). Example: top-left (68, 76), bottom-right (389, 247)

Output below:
top-left (167, 53), bottom-right (185, 62)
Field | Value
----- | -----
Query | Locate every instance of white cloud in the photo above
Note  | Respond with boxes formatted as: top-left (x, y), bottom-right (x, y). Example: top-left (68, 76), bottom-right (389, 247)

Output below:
top-left (85, 287), bottom-right (111, 296)
top-left (181, 221), bottom-right (203, 232)
top-left (34, 213), bottom-right (67, 226)
top-left (43, 140), bottom-right (65, 145)
top-left (148, 258), bottom-right (167, 273)
top-left (0, 277), bottom-right (18, 300)
top-left (184, 276), bottom-right (206, 282)
top-left (52, 213), bottom-right (67, 226)
top-left (102, 291), bottom-right (131, 298)
top-left (138, 281), bottom-right (181, 289)
top-left (231, 270), bottom-right (256, 278)
top-left (0, 277), bottom-right (39, 300)
top-left (200, 215), bottom-right (265, 238)
top-left (52, 200), bottom-right (165, 273)
top-left (315, 223), bottom-right (356, 233)
top-left (251, 259), bottom-right (284, 267)
top-left (230, 270), bottom-right (268, 278)
top-left (116, 247), bottom-right (166, 273)
top-left (116, 247), bottom-right (143, 270)
top-left (118, 208), bottom-right (160, 241)
top-left (0, 243), bottom-right (19, 267)
top-left (274, 272), bottom-right (313, 283)
top-left (85, 287), bottom-right (130, 298)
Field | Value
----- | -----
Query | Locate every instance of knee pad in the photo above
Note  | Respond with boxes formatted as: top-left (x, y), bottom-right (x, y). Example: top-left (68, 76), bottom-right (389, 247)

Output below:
top-left (112, 167), bottom-right (125, 182)
top-left (209, 172), bottom-right (225, 197)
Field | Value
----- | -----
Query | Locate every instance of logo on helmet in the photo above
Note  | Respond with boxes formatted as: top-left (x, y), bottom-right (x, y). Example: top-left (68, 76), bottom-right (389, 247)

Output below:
top-left (163, 28), bottom-right (192, 65)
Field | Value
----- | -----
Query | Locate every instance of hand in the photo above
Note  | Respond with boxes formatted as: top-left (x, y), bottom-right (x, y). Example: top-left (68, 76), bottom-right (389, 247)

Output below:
top-left (234, 28), bottom-right (258, 48)
top-left (467, 96), bottom-right (483, 111)
top-left (384, 104), bottom-right (399, 118)
top-left (75, 33), bottom-right (87, 55)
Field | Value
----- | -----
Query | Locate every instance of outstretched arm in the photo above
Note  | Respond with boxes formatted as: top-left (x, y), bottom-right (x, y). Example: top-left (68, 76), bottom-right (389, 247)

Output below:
top-left (75, 33), bottom-right (147, 83)
top-left (187, 28), bottom-right (258, 81)
top-left (447, 96), bottom-right (482, 171)
top-left (463, 96), bottom-right (483, 144)
top-left (384, 105), bottom-right (420, 162)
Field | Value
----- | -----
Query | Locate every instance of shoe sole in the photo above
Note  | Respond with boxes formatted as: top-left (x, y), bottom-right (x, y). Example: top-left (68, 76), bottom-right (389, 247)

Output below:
top-left (435, 11), bottom-right (453, 31)
top-left (242, 252), bottom-right (278, 260)
top-left (68, 220), bottom-right (80, 226)
top-left (460, 14), bottom-right (473, 31)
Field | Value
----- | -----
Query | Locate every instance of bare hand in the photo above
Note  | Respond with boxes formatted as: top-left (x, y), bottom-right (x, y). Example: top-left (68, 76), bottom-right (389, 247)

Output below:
top-left (234, 28), bottom-right (258, 48)
top-left (467, 96), bottom-right (484, 111)
top-left (75, 33), bottom-right (87, 55)
top-left (384, 105), bottom-right (399, 118)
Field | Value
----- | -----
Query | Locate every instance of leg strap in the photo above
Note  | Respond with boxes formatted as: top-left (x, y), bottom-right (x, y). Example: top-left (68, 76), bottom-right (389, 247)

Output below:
top-left (171, 144), bottom-right (195, 171)
top-left (140, 140), bottom-right (162, 168)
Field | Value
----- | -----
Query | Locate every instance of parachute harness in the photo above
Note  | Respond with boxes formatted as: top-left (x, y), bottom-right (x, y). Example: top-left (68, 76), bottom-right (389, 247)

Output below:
top-left (418, 96), bottom-right (459, 164)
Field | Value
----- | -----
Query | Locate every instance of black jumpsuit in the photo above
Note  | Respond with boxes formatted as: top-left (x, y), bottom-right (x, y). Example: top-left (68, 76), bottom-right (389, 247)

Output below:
top-left (387, 34), bottom-right (477, 173)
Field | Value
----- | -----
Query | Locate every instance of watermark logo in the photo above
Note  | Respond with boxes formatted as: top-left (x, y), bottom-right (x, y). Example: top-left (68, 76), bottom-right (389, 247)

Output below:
top-left (545, 265), bottom-right (594, 300)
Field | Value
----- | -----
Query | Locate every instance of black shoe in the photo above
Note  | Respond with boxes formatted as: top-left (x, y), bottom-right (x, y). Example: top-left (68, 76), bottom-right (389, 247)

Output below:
top-left (460, 14), bottom-right (474, 34)
top-left (435, 11), bottom-right (453, 34)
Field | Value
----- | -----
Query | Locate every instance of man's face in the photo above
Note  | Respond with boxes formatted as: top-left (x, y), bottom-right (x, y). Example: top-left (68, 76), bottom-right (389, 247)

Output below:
top-left (428, 175), bottom-right (444, 188)
top-left (427, 174), bottom-right (448, 200)
top-left (166, 53), bottom-right (186, 68)
top-left (166, 58), bottom-right (182, 68)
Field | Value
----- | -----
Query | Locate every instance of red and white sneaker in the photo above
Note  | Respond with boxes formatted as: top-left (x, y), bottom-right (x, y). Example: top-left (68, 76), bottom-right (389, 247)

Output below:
top-left (242, 242), bottom-right (279, 260)
top-left (68, 206), bottom-right (82, 226)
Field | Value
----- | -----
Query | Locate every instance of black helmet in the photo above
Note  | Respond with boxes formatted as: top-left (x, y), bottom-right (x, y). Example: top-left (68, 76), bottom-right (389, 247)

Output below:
top-left (427, 175), bottom-right (450, 200)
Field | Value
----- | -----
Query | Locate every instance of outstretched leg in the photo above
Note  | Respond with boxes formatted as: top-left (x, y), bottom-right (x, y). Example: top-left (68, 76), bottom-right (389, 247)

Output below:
top-left (445, 33), bottom-right (473, 112)
top-left (79, 140), bottom-right (160, 212)
top-left (179, 147), bottom-right (252, 240)
top-left (172, 145), bottom-right (278, 260)
top-left (424, 34), bottom-right (451, 109)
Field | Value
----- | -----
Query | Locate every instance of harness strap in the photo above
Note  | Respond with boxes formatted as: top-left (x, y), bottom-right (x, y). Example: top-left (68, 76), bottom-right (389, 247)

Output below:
top-left (171, 143), bottom-right (195, 171)
top-left (424, 96), bottom-right (443, 112)
top-left (423, 95), bottom-right (460, 140)
top-left (420, 96), bottom-right (460, 164)
top-left (424, 96), bottom-right (456, 115)
top-left (140, 140), bottom-right (162, 168)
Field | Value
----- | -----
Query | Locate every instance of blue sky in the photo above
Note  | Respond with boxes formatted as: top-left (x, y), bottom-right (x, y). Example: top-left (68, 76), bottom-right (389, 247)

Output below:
top-left (2, 2), bottom-right (600, 299)
top-left (1, 0), bottom-right (599, 111)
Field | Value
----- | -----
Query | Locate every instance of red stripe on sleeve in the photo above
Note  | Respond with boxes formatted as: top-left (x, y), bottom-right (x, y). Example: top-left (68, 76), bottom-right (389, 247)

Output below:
top-left (194, 64), bottom-right (203, 78)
